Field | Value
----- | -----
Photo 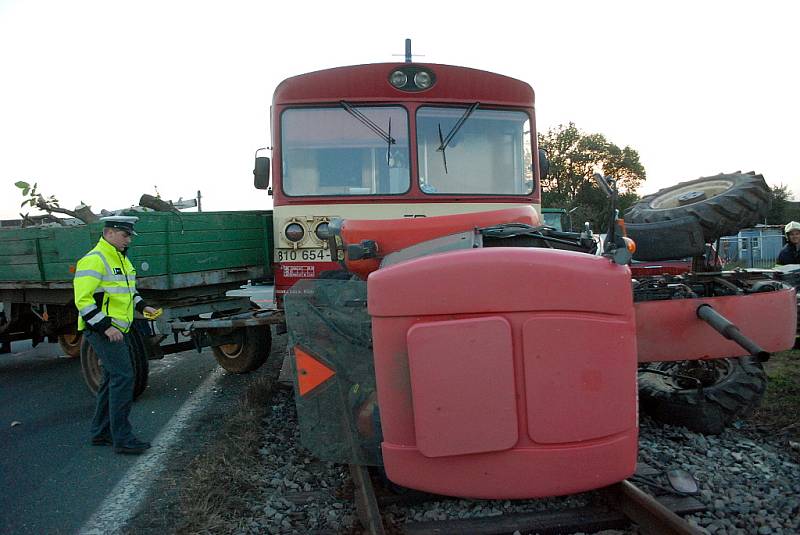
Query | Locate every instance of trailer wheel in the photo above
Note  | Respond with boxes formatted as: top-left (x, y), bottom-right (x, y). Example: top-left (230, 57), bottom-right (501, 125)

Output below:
top-left (638, 356), bottom-right (767, 434)
top-left (624, 172), bottom-right (770, 243)
top-left (79, 328), bottom-right (150, 400)
top-left (212, 325), bottom-right (272, 373)
top-left (58, 332), bottom-right (83, 358)
top-left (128, 324), bottom-right (151, 398)
top-left (80, 336), bottom-right (102, 395)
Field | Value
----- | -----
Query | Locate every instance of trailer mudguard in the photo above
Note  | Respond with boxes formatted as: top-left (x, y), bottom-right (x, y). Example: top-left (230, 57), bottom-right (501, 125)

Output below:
top-left (368, 247), bottom-right (639, 499)
top-left (283, 279), bottom-right (382, 466)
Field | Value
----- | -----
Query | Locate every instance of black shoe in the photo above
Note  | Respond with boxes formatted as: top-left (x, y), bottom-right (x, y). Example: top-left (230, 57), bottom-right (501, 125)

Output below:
top-left (114, 440), bottom-right (151, 455)
top-left (91, 436), bottom-right (113, 446)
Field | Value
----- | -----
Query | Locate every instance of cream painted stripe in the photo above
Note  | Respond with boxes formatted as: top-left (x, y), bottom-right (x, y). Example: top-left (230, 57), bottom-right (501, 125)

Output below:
top-left (273, 202), bottom-right (540, 248)
top-left (276, 201), bottom-right (537, 218)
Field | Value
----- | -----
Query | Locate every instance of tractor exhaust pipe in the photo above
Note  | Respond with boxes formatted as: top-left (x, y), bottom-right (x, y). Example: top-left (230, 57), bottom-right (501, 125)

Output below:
top-left (696, 304), bottom-right (770, 362)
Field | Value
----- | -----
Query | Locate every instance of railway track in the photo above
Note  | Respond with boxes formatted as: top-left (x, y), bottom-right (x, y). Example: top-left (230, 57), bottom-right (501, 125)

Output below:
top-left (349, 462), bottom-right (706, 535)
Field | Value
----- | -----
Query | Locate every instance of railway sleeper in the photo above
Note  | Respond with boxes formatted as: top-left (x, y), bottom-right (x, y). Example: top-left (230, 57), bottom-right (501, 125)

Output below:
top-left (350, 463), bottom-right (706, 535)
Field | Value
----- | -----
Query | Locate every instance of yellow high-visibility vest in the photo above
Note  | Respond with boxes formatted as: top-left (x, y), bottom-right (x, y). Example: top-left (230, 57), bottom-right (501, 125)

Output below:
top-left (73, 238), bottom-right (142, 333)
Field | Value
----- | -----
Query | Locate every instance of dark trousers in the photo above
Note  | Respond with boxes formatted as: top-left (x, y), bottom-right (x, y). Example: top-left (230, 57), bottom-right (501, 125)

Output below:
top-left (86, 330), bottom-right (136, 447)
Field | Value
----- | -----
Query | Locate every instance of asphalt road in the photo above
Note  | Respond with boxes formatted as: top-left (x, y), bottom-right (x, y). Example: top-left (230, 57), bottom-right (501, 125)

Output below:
top-left (0, 285), bottom-right (276, 534)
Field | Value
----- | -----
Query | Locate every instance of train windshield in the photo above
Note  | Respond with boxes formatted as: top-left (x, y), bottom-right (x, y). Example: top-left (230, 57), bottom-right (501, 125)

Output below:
top-left (281, 106), bottom-right (410, 196)
top-left (416, 107), bottom-right (532, 195)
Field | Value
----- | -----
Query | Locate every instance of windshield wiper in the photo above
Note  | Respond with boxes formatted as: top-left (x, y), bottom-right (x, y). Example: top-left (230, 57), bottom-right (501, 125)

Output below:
top-left (387, 117), bottom-right (392, 165)
top-left (437, 124), bottom-right (448, 174)
top-left (340, 101), bottom-right (396, 146)
top-left (436, 102), bottom-right (479, 174)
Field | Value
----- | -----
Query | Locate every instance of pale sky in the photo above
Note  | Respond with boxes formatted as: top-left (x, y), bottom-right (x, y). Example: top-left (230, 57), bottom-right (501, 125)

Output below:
top-left (1, 0), bottom-right (798, 220)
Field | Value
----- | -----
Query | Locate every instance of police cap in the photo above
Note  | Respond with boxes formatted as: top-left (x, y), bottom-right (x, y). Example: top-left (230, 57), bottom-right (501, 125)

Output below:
top-left (101, 215), bottom-right (139, 236)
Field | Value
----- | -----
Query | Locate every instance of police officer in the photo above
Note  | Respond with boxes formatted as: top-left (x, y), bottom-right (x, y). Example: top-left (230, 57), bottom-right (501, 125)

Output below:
top-left (777, 221), bottom-right (800, 265)
top-left (74, 216), bottom-right (157, 454)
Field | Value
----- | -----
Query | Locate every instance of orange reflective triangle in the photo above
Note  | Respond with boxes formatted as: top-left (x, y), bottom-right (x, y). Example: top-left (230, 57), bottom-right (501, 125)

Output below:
top-left (294, 346), bottom-right (336, 396)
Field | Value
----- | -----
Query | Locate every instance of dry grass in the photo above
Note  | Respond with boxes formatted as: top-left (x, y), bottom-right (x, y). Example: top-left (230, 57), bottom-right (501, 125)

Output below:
top-left (173, 374), bottom-right (277, 535)
top-left (747, 348), bottom-right (800, 458)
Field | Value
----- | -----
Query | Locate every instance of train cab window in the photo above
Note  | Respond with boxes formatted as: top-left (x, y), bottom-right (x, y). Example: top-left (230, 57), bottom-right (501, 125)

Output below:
top-left (281, 106), bottom-right (410, 196)
top-left (416, 107), bottom-right (532, 196)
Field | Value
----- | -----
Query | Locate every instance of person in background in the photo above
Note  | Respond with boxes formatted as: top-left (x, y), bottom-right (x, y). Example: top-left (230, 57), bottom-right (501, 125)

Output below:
top-left (777, 221), bottom-right (800, 265)
top-left (73, 216), bottom-right (158, 454)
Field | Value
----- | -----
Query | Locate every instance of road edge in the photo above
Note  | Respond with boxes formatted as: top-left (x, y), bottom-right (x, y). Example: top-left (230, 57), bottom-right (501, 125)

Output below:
top-left (78, 366), bottom-right (225, 535)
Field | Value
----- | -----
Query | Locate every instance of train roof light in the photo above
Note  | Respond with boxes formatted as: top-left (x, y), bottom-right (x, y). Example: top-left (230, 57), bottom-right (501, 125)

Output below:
top-left (388, 67), bottom-right (436, 92)
top-left (414, 71), bottom-right (432, 89)
top-left (390, 70), bottom-right (408, 89)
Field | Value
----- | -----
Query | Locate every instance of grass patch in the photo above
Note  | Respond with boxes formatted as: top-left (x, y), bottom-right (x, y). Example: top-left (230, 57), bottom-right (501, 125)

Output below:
top-left (748, 348), bottom-right (800, 449)
top-left (173, 374), bottom-right (277, 534)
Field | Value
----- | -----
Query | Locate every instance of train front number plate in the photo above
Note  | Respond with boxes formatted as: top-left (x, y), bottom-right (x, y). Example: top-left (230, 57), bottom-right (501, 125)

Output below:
top-left (276, 248), bottom-right (332, 262)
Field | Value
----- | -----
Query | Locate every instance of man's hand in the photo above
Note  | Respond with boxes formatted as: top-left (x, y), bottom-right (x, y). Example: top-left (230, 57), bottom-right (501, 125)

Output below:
top-left (104, 326), bottom-right (123, 342)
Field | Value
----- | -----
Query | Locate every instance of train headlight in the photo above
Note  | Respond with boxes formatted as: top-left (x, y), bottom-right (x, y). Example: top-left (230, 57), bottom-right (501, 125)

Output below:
top-left (414, 71), bottom-right (432, 89)
top-left (315, 222), bottom-right (331, 240)
top-left (285, 223), bottom-right (305, 242)
top-left (389, 70), bottom-right (408, 88)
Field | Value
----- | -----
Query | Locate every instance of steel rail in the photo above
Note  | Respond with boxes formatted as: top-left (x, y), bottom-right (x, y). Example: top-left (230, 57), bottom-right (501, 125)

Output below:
top-left (613, 480), bottom-right (703, 535)
top-left (361, 474), bottom-right (705, 535)
top-left (349, 464), bottom-right (386, 535)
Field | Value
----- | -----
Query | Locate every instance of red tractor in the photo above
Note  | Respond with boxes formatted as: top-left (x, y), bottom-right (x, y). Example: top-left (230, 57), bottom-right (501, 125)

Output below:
top-left (283, 174), bottom-right (795, 499)
top-left (252, 52), bottom-right (796, 499)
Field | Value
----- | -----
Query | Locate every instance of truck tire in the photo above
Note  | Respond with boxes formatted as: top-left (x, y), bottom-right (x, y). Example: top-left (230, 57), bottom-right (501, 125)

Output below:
top-left (79, 328), bottom-right (150, 400)
top-left (58, 332), bottom-right (83, 358)
top-left (638, 357), bottom-right (767, 434)
top-left (624, 172), bottom-right (770, 243)
top-left (212, 325), bottom-right (272, 373)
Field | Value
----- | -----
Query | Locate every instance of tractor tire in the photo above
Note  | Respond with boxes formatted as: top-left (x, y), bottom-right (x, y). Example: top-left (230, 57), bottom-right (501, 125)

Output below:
top-left (212, 325), bottom-right (272, 373)
top-left (624, 172), bottom-right (770, 243)
top-left (625, 217), bottom-right (706, 261)
top-left (79, 328), bottom-right (150, 400)
top-left (58, 332), bottom-right (83, 358)
top-left (638, 356), bottom-right (767, 435)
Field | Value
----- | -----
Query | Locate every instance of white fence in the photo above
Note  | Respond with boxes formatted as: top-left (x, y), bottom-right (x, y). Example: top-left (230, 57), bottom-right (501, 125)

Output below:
top-left (718, 235), bottom-right (783, 268)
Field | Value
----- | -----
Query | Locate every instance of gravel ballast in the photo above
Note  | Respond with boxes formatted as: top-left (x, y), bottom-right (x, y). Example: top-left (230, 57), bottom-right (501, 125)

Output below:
top-left (251, 388), bottom-right (358, 534)
top-left (638, 417), bottom-right (800, 535)
top-left (237, 387), bottom-right (800, 535)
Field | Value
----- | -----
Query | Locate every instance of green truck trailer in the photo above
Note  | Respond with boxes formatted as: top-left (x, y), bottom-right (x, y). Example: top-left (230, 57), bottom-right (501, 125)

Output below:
top-left (0, 210), bottom-right (280, 396)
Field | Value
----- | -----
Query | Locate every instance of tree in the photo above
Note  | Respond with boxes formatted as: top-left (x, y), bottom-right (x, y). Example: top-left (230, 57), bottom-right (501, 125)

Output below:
top-left (538, 123), bottom-right (646, 231)
top-left (14, 181), bottom-right (99, 224)
top-left (765, 183), bottom-right (796, 225)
